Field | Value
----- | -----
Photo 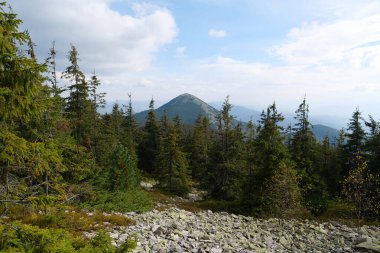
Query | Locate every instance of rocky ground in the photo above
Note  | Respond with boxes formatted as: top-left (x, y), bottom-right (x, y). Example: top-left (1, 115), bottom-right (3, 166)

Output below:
top-left (106, 207), bottom-right (380, 253)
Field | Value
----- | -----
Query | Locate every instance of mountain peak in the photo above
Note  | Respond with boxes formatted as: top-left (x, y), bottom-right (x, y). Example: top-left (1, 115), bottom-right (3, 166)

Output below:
top-left (135, 93), bottom-right (219, 125)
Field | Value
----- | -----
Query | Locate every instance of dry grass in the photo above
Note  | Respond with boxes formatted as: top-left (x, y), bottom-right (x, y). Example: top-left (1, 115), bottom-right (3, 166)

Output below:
top-left (2, 204), bottom-right (134, 233)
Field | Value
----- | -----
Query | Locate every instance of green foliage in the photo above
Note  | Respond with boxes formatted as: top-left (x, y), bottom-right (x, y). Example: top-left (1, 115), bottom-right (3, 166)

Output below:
top-left (209, 97), bottom-right (247, 200)
top-left (242, 102), bottom-right (288, 211)
top-left (343, 108), bottom-right (366, 176)
top-left (0, 222), bottom-right (77, 252)
top-left (342, 155), bottom-right (380, 221)
top-left (79, 189), bottom-right (153, 213)
top-left (290, 97), bottom-right (329, 216)
top-left (0, 2), bottom-right (46, 123)
top-left (364, 116), bottom-right (380, 175)
top-left (155, 114), bottom-right (190, 196)
top-left (109, 144), bottom-right (139, 191)
top-left (189, 115), bottom-right (213, 185)
top-left (261, 162), bottom-right (304, 218)
top-left (0, 222), bottom-right (136, 253)
top-left (138, 99), bottom-right (159, 174)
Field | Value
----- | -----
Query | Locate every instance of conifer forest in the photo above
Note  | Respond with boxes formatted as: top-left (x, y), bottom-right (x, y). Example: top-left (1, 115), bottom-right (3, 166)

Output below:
top-left (0, 2), bottom-right (379, 252)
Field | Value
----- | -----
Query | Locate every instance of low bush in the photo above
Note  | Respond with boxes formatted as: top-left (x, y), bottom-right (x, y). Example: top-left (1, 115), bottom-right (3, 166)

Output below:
top-left (79, 189), bottom-right (153, 213)
top-left (0, 222), bottom-right (136, 253)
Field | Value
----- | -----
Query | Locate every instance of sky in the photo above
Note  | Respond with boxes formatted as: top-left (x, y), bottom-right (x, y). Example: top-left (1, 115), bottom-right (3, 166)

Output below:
top-left (9, 0), bottom-right (380, 124)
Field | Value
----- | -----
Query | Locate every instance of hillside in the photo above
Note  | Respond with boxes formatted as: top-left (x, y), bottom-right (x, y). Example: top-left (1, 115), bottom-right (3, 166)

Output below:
top-left (135, 93), bottom-right (220, 126)
top-left (135, 93), bottom-right (339, 141)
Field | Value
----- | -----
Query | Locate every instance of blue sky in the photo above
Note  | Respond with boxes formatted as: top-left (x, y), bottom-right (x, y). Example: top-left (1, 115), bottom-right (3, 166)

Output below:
top-left (10, 0), bottom-right (380, 124)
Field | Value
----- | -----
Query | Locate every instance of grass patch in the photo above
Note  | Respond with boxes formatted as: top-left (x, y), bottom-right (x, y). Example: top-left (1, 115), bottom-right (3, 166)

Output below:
top-left (316, 199), bottom-right (380, 226)
top-left (0, 222), bottom-right (136, 253)
top-left (78, 189), bottom-right (154, 213)
top-left (4, 205), bottom-right (134, 233)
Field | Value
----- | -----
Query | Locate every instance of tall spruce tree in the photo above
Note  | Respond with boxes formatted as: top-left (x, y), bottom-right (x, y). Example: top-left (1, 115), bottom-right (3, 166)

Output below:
top-left (155, 116), bottom-right (190, 195)
top-left (209, 97), bottom-right (246, 200)
top-left (189, 115), bottom-right (212, 183)
top-left (343, 108), bottom-right (366, 177)
top-left (242, 102), bottom-right (292, 213)
top-left (291, 97), bottom-right (328, 215)
top-left (0, 4), bottom-right (68, 212)
top-left (109, 144), bottom-right (139, 191)
top-left (62, 44), bottom-right (91, 145)
top-left (365, 116), bottom-right (380, 175)
top-left (138, 99), bottom-right (159, 173)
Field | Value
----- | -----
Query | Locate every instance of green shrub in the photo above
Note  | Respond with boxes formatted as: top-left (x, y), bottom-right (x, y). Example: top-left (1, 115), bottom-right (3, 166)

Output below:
top-left (79, 189), bottom-right (153, 213)
top-left (0, 222), bottom-right (136, 253)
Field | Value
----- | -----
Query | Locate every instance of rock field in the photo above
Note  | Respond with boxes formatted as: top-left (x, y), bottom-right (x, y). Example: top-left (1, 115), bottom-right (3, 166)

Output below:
top-left (106, 207), bottom-right (380, 253)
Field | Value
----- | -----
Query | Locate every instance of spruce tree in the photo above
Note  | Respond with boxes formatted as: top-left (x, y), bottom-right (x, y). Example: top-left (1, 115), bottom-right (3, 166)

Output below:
top-left (138, 99), bottom-right (159, 174)
top-left (109, 144), bottom-right (139, 191)
top-left (364, 116), bottom-right (380, 175)
top-left (189, 115), bottom-right (212, 183)
top-left (209, 97), bottom-right (246, 200)
top-left (0, 4), bottom-right (68, 212)
top-left (155, 117), bottom-right (190, 195)
top-left (62, 44), bottom-right (91, 145)
top-left (291, 97), bottom-right (328, 215)
top-left (242, 102), bottom-right (290, 213)
top-left (343, 108), bottom-right (366, 177)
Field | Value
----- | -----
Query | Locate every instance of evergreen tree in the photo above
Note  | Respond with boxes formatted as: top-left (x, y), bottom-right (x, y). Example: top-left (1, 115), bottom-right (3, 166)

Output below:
top-left (0, 4), bottom-right (69, 212)
top-left (261, 162), bottom-right (303, 218)
top-left (62, 44), bottom-right (91, 145)
top-left (365, 116), bottom-right (380, 175)
top-left (155, 118), bottom-right (190, 195)
top-left (242, 102), bottom-right (289, 212)
top-left (245, 119), bottom-right (256, 176)
top-left (109, 144), bottom-right (139, 191)
top-left (291, 97), bottom-right (328, 215)
top-left (138, 99), bottom-right (159, 174)
top-left (343, 108), bottom-right (366, 176)
top-left (291, 97), bottom-right (316, 172)
top-left (189, 115), bottom-right (212, 183)
top-left (209, 97), bottom-right (246, 200)
top-left (45, 41), bottom-right (61, 97)
top-left (319, 137), bottom-right (341, 196)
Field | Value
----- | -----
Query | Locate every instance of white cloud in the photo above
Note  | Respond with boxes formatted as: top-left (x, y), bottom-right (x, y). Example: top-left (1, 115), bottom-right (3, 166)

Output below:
top-left (208, 29), bottom-right (226, 38)
top-left (176, 46), bottom-right (186, 57)
top-left (11, 0), bottom-right (178, 73)
top-left (271, 8), bottom-right (380, 69)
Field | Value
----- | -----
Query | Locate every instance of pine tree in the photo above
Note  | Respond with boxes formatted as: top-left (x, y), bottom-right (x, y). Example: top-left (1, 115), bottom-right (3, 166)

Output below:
top-left (365, 116), bottom-right (380, 175)
top-left (155, 117), bottom-right (190, 195)
top-left (189, 115), bottom-right (212, 182)
top-left (45, 41), bottom-right (61, 97)
top-left (242, 102), bottom-right (289, 212)
top-left (62, 44), bottom-right (91, 145)
top-left (209, 96), bottom-right (247, 200)
top-left (245, 119), bottom-right (256, 176)
top-left (109, 144), bottom-right (139, 191)
top-left (291, 97), bottom-right (316, 172)
top-left (291, 97), bottom-right (328, 215)
top-left (343, 108), bottom-right (366, 177)
top-left (123, 94), bottom-right (139, 155)
top-left (138, 99), bottom-right (159, 174)
top-left (261, 162), bottom-right (303, 218)
top-left (0, 3), bottom-right (46, 123)
top-left (0, 4), bottom-right (68, 212)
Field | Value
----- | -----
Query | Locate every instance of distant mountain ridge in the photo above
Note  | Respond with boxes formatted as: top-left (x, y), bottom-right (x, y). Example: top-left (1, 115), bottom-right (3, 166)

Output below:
top-left (135, 93), bottom-right (220, 126)
top-left (134, 93), bottom-right (340, 141)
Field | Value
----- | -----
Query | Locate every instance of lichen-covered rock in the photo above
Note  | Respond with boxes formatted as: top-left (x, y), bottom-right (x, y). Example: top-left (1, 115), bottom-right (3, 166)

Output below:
top-left (104, 207), bottom-right (379, 253)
